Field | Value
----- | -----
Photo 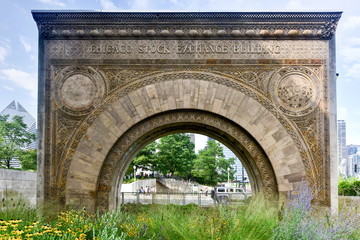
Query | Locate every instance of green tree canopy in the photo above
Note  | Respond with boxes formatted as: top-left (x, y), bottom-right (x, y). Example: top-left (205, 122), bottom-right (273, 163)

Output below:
top-left (19, 149), bottom-right (37, 171)
top-left (0, 115), bottom-right (36, 169)
top-left (192, 139), bottom-right (235, 186)
top-left (154, 133), bottom-right (196, 179)
top-left (125, 141), bottom-right (157, 176)
top-left (130, 133), bottom-right (196, 179)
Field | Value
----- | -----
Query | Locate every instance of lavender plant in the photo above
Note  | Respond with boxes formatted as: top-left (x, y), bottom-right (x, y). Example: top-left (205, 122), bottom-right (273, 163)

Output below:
top-left (273, 181), bottom-right (360, 240)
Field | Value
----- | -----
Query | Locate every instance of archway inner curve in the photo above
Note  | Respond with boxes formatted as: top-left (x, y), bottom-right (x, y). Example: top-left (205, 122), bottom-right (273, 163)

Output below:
top-left (96, 110), bottom-right (278, 211)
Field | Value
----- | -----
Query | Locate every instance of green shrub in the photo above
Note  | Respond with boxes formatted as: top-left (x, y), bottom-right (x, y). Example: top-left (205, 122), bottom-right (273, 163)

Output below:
top-left (338, 177), bottom-right (360, 196)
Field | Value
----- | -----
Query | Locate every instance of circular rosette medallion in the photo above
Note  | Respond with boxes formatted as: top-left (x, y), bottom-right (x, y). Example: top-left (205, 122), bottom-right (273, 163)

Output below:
top-left (61, 74), bottom-right (96, 110)
top-left (271, 68), bottom-right (320, 116)
top-left (54, 67), bottom-right (106, 116)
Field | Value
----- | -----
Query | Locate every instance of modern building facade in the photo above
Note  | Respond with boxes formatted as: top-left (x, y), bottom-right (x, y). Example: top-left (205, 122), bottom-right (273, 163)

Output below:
top-left (1, 101), bottom-right (37, 168)
top-left (337, 120), bottom-right (347, 175)
top-left (219, 143), bottom-right (249, 184)
top-left (348, 153), bottom-right (360, 178)
top-left (346, 145), bottom-right (360, 178)
top-left (205, 136), bottom-right (248, 183)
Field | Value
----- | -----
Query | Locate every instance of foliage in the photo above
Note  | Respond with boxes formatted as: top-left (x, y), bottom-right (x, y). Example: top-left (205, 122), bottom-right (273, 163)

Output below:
top-left (122, 198), bottom-right (277, 240)
top-left (133, 141), bottom-right (157, 171)
top-left (338, 176), bottom-right (360, 196)
top-left (127, 134), bottom-right (196, 180)
top-left (0, 115), bottom-right (36, 169)
top-left (2, 188), bottom-right (360, 240)
top-left (153, 133), bottom-right (196, 179)
top-left (0, 189), bottom-right (36, 222)
top-left (192, 139), bottom-right (235, 186)
top-left (0, 202), bottom-right (163, 240)
top-left (18, 149), bottom-right (37, 170)
top-left (273, 182), bottom-right (360, 240)
top-left (0, 195), bottom-right (276, 240)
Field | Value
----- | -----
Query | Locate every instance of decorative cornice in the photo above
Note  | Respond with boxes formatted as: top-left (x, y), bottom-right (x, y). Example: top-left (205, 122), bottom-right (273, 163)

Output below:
top-left (32, 11), bottom-right (342, 40)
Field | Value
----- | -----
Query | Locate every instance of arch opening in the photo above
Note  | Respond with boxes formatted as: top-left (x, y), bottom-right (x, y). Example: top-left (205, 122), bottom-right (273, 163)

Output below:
top-left (96, 110), bottom-right (279, 212)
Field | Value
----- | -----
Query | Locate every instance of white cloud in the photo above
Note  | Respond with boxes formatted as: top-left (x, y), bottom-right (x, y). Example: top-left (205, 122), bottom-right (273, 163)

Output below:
top-left (0, 46), bottom-right (8, 62)
top-left (339, 45), bottom-right (360, 64)
top-left (3, 86), bottom-right (14, 91)
top-left (347, 37), bottom-right (360, 46)
top-left (341, 15), bottom-right (360, 30)
top-left (131, 0), bottom-right (152, 10)
top-left (285, 0), bottom-right (304, 10)
top-left (20, 36), bottom-right (31, 52)
top-left (338, 107), bottom-right (348, 120)
top-left (100, 0), bottom-right (119, 10)
top-left (195, 134), bottom-right (208, 153)
top-left (0, 39), bottom-right (10, 62)
top-left (0, 68), bottom-right (37, 100)
top-left (36, 0), bottom-right (66, 7)
top-left (346, 63), bottom-right (360, 78)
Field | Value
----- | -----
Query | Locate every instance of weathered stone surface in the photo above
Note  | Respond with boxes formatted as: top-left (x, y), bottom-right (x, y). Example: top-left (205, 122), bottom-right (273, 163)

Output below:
top-left (0, 169), bottom-right (37, 206)
top-left (33, 11), bottom-right (341, 212)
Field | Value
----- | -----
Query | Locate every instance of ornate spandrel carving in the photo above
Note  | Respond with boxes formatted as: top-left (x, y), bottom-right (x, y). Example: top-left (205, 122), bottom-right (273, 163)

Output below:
top-left (49, 63), bottom-right (328, 205)
top-left (101, 67), bottom-right (161, 93)
top-left (292, 111), bottom-right (324, 200)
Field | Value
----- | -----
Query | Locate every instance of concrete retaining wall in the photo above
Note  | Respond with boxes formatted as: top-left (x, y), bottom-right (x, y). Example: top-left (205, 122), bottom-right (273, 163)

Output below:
top-left (121, 179), bottom-right (156, 192)
top-left (0, 169), bottom-right (37, 205)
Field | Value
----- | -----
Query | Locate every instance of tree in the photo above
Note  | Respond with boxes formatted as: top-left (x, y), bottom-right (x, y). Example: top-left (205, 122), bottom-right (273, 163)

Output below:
top-left (0, 115), bottom-right (36, 169)
top-left (125, 141), bottom-right (157, 176)
top-left (154, 133), bottom-right (196, 179)
top-left (19, 149), bottom-right (37, 170)
top-left (192, 139), bottom-right (235, 186)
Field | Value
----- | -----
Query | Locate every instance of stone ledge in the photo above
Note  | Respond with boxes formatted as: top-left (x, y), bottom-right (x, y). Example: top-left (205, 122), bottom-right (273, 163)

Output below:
top-left (32, 11), bottom-right (342, 40)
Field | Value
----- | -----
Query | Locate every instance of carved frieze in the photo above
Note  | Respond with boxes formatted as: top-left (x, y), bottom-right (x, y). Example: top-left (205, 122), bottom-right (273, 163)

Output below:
top-left (32, 12), bottom-right (341, 40)
top-left (45, 40), bottom-right (329, 60)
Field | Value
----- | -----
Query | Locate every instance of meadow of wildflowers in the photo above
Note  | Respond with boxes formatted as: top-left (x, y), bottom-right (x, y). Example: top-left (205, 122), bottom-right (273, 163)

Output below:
top-left (1, 183), bottom-right (360, 240)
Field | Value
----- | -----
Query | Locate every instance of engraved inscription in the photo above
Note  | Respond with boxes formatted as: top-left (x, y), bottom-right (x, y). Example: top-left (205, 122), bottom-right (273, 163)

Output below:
top-left (89, 43), bottom-right (132, 54)
top-left (60, 74), bottom-right (96, 110)
top-left (46, 40), bottom-right (329, 60)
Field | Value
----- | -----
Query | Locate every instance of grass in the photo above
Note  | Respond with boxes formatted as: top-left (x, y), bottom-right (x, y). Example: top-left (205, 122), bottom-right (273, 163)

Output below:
top-left (121, 195), bottom-right (277, 240)
top-left (1, 184), bottom-right (360, 239)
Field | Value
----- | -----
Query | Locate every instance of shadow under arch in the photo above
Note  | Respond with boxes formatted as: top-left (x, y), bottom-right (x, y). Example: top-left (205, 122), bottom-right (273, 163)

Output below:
top-left (96, 109), bottom-right (279, 212)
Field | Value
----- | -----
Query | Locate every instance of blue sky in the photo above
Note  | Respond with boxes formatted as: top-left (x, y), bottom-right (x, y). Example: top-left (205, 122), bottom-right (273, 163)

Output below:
top-left (0, 0), bottom-right (359, 145)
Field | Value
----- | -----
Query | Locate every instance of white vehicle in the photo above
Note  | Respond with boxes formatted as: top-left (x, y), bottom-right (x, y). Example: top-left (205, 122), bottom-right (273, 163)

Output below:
top-left (211, 186), bottom-right (251, 204)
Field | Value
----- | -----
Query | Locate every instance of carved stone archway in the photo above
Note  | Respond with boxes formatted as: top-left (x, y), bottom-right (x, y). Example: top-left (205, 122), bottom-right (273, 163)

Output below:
top-left (32, 11), bottom-right (341, 212)
top-left (99, 110), bottom-right (279, 212)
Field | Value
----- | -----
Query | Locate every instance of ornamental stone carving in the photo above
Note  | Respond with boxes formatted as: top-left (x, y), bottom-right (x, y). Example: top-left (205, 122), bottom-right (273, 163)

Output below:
top-left (277, 74), bottom-right (313, 110)
top-left (53, 66), bottom-right (107, 116)
top-left (60, 74), bottom-right (96, 110)
top-left (270, 66), bottom-right (320, 117)
top-left (33, 11), bottom-right (341, 212)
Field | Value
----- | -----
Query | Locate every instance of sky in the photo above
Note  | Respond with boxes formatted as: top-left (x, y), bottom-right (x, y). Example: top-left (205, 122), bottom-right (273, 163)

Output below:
top-left (0, 0), bottom-right (359, 146)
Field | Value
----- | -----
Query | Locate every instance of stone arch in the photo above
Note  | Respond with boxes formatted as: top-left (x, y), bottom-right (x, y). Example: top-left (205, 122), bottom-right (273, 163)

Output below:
top-left (65, 77), bottom-right (306, 212)
top-left (99, 109), bottom-right (278, 212)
